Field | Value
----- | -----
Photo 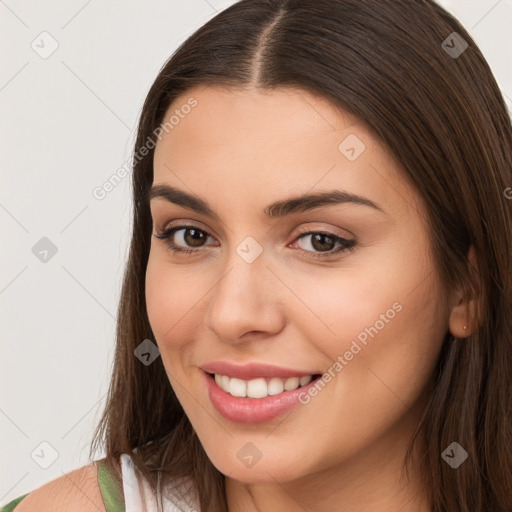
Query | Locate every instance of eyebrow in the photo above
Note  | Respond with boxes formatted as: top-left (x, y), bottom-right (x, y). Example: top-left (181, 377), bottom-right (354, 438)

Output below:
top-left (148, 183), bottom-right (385, 219)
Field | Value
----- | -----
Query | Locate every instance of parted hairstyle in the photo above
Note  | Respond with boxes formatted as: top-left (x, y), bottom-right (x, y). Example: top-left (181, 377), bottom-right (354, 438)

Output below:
top-left (90, 1), bottom-right (512, 510)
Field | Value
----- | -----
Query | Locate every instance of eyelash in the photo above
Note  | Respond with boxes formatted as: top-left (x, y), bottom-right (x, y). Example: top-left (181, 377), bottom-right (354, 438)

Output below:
top-left (153, 224), bottom-right (356, 259)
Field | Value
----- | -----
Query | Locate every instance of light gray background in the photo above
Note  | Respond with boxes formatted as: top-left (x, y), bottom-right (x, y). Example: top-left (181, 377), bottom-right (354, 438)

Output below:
top-left (1, 0), bottom-right (511, 505)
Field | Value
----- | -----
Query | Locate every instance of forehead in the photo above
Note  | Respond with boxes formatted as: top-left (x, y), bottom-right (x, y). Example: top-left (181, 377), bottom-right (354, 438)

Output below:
top-left (152, 85), bottom-right (423, 220)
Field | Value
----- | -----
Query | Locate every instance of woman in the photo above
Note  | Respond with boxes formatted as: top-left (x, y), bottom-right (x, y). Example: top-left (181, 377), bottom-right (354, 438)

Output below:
top-left (3, 0), bottom-right (511, 510)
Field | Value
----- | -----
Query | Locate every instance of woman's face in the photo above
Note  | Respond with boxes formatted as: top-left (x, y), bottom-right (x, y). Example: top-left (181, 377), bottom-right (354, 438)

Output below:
top-left (146, 85), bottom-right (451, 485)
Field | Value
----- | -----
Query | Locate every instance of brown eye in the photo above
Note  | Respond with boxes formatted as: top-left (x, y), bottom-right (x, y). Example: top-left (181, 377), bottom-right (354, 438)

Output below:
top-left (181, 228), bottom-right (208, 247)
top-left (154, 224), bottom-right (356, 260)
top-left (293, 231), bottom-right (356, 259)
top-left (154, 226), bottom-right (215, 254)
top-left (303, 233), bottom-right (337, 252)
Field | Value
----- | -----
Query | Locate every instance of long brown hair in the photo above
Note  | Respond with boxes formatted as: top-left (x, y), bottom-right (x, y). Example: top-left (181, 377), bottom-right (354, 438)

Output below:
top-left (90, 1), bottom-right (512, 510)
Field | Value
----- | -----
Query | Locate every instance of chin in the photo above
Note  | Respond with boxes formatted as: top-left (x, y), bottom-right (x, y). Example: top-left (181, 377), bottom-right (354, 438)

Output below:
top-left (205, 448), bottom-right (310, 484)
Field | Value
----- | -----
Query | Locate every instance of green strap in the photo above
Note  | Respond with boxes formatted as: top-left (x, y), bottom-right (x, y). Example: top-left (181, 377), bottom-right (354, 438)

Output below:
top-left (0, 494), bottom-right (29, 512)
top-left (0, 459), bottom-right (125, 512)
top-left (97, 458), bottom-right (126, 512)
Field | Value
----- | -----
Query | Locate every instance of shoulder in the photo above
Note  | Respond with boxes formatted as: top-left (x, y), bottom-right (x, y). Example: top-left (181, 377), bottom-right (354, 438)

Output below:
top-left (5, 460), bottom-right (107, 512)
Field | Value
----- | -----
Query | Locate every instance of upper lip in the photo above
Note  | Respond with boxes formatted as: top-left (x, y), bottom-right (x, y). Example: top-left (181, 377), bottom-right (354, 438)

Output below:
top-left (200, 361), bottom-right (318, 380)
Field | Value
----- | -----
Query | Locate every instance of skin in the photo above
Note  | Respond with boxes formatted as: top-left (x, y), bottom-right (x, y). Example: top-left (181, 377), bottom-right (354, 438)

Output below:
top-left (145, 85), bottom-right (474, 512)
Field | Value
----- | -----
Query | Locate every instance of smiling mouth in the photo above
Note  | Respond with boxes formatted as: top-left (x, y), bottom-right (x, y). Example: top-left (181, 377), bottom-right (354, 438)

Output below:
top-left (206, 372), bottom-right (322, 399)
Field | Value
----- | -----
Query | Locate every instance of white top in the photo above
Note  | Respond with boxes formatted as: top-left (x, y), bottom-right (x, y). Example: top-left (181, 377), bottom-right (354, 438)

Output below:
top-left (120, 453), bottom-right (201, 512)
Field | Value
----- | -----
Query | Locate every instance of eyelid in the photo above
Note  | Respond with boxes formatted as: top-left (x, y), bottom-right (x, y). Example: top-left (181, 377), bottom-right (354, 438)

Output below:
top-left (157, 218), bottom-right (217, 237)
top-left (154, 221), bottom-right (356, 260)
top-left (293, 223), bottom-right (355, 240)
top-left (155, 221), bottom-right (354, 245)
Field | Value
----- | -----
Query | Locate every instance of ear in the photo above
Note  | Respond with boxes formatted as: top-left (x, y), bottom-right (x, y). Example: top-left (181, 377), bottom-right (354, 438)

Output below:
top-left (448, 244), bottom-right (479, 338)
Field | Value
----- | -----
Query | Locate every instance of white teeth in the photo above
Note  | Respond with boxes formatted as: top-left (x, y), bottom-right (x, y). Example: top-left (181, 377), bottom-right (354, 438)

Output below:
top-left (229, 378), bottom-right (247, 397)
top-left (247, 378), bottom-right (268, 398)
top-left (299, 375), bottom-right (312, 386)
top-left (268, 377), bottom-right (284, 395)
top-left (220, 375), bottom-right (230, 390)
top-left (213, 373), bottom-right (314, 398)
top-left (284, 377), bottom-right (300, 390)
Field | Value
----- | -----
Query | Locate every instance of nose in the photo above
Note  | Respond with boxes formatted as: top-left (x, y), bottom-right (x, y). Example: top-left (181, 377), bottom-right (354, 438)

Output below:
top-left (204, 248), bottom-right (286, 345)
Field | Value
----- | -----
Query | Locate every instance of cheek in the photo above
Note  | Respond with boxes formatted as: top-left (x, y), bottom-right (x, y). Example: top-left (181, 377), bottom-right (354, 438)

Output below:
top-left (145, 253), bottom-right (206, 349)
top-left (145, 255), bottom-right (209, 400)
top-left (285, 261), bottom-right (405, 353)
top-left (295, 236), bottom-right (446, 382)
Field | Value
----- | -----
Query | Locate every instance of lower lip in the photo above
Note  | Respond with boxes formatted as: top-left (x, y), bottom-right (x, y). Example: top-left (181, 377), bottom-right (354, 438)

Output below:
top-left (203, 371), bottom-right (320, 424)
